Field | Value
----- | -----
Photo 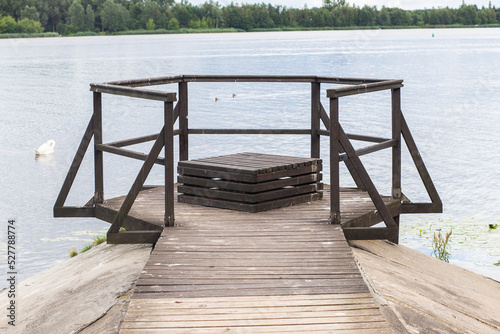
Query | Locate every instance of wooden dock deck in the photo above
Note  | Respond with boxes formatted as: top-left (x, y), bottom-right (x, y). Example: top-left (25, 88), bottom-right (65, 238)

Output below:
top-left (99, 186), bottom-right (395, 333)
top-left (53, 75), bottom-right (443, 333)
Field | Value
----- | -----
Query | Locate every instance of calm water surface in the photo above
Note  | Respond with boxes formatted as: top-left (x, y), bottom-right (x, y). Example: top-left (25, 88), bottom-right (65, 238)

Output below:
top-left (1, 28), bottom-right (499, 288)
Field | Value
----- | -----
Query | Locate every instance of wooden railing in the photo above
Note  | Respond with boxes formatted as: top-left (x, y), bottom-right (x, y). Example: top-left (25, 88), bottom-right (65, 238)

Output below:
top-left (54, 75), bottom-right (442, 244)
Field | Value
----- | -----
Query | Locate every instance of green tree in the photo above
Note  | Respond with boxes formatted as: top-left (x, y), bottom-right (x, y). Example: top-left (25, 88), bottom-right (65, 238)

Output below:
top-left (440, 9), bottom-right (451, 25)
top-left (378, 6), bottom-right (391, 26)
top-left (390, 8), bottom-right (410, 26)
top-left (100, 0), bottom-right (129, 32)
top-left (0, 15), bottom-right (19, 33)
top-left (358, 5), bottom-right (375, 26)
top-left (146, 17), bottom-right (155, 30)
top-left (168, 16), bottom-right (179, 30)
top-left (458, 4), bottom-right (478, 25)
top-left (18, 17), bottom-right (44, 33)
top-left (141, 0), bottom-right (160, 28)
top-left (429, 9), bottom-right (440, 25)
top-left (20, 5), bottom-right (39, 22)
top-left (69, 0), bottom-right (85, 30)
top-left (483, 8), bottom-right (496, 23)
top-left (85, 4), bottom-right (95, 30)
top-left (38, 0), bottom-right (69, 32)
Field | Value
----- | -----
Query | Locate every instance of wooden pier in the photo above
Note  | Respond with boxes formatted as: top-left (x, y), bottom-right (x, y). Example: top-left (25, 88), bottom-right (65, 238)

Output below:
top-left (54, 75), bottom-right (442, 332)
top-left (110, 187), bottom-right (393, 333)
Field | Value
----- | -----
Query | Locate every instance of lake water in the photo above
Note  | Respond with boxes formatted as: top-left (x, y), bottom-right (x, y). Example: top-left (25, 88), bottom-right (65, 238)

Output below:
top-left (1, 28), bottom-right (499, 288)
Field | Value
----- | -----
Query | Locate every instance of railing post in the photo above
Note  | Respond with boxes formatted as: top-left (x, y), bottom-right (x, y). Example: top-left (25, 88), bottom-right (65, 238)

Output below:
top-left (311, 82), bottom-right (321, 159)
top-left (391, 88), bottom-right (402, 244)
top-left (93, 92), bottom-right (104, 204)
top-left (179, 81), bottom-right (188, 161)
top-left (165, 101), bottom-right (175, 227)
top-left (329, 97), bottom-right (341, 224)
top-left (391, 88), bottom-right (402, 200)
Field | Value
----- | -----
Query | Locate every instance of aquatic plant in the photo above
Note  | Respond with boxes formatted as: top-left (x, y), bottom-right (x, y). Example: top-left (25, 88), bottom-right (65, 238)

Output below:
top-left (80, 243), bottom-right (93, 253)
top-left (489, 224), bottom-right (498, 230)
top-left (432, 229), bottom-right (452, 263)
top-left (93, 234), bottom-right (107, 245)
top-left (69, 248), bottom-right (78, 258)
top-left (69, 234), bottom-right (107, 257)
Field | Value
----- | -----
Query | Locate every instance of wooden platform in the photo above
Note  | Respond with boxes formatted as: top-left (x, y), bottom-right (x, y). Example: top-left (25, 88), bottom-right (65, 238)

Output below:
top-left (178, 152), bottom-right (323, 212)
top-left (97, 186), bottom-right (400, 231)
top-left (105, 187), bottom-right (396, 333)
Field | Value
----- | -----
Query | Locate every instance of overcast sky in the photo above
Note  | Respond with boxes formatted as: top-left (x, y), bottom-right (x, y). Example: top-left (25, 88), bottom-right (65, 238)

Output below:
top-left (186, 0), bottom-right (496, 10)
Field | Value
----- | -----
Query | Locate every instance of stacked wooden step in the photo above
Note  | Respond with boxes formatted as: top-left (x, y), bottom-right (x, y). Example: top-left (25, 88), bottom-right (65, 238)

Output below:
top-left (177, 152), bottom-right (323, 212)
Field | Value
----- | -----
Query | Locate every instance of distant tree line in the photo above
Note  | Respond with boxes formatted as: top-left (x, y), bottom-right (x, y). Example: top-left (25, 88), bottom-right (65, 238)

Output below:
top-left (0, 0), bottom-right (498, 35)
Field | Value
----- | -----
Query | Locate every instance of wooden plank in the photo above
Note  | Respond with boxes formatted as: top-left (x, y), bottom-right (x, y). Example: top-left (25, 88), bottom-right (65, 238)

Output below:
top-left (97, 144), bottom-right (165, 165)
top-left (90, 83), bottom-right (177, 102)
top-left (132, 286), bottom-right (370, 299)
top-left (121, 314), bottom-right (384, 328)
top-left (189, 128), bottom-right (311, 135)
top-left (120, 325), bottom-right (390, 334)
top-left (326, 80), bottom-right (403, 98)
top-left (53, 206), bottom-right (95, 217)
top-left (330, 97), bottom-right (340, 224)
top-left (402, 202), bottom-right (442, 213)
top-left (178, 164), bottom-right (322, 183)
top-left (392, 88), bottom-right (402, 200)
top-left (178, 81), bottom-right (188, 161)
top-left (105, 133), bottom-right (160, 148)
top-left (179, 153), bottom-right (320, 176)
top-left (107, 230), bottom-right (161, 244)
top-left (192, 154), bottom-right (312, 170)
top-left (95, 204), bottom-right (162, 231)
top-left (311, 81), bottom-right (321, 158)
top-left (164, 101), bottom-right (175, 227)
top-left (341, 200), bottom-right (401, 228)
top-left (338, 140), bottom-right (396, 161)
top-left (178, 173), bottom-right (321, 193)
top-left (93, 92), bottom-right (104, 204)
top-left (342, 227), bottom-right (399, 241)
top-left (178, 192), bottom-right (322, 213)
top-left (177, 183), bottom-right (321, 204)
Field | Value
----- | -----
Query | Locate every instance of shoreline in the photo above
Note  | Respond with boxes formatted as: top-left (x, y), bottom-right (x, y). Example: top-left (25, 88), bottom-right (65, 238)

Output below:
top-left (1, 24), bottom-right (499, 39)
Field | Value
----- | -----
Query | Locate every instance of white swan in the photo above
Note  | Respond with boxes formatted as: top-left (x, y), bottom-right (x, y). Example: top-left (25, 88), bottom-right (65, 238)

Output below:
top-left (35, 140), bottom-right (55, 155)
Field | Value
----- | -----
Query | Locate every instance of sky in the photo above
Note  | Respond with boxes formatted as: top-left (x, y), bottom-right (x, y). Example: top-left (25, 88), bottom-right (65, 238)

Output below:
top-left (186, 0), bottom-right (497, 10)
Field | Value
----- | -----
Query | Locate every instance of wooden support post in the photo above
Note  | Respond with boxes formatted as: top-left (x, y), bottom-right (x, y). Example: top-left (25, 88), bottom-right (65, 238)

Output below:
top-left (311, 82), bottom-right (321, 159)
top-left (392, 88), bottom-right (402, 200)
top-left (179, 81), bottom-right (188, 161)
top-left (329, 97), bottom-right (340, 224)
top-left (165, 101), bottom-right (175, 227)
top-left (93, 92), bottom-right (104, 204)
top-left (388, 216), bottom-right (400, 244)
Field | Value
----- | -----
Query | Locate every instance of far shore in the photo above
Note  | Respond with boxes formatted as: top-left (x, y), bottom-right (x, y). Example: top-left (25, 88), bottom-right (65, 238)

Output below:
top-left (1, 23), bottom-right (499, 39)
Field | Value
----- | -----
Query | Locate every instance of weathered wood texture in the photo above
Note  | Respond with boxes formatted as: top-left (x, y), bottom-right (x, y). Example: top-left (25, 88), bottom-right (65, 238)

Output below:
top-left (98, 186), bottom-right (399, 240)
top-left (177, 153), bottom-right (323, 213)
top-left (118, 186), bottom-right (392, 333)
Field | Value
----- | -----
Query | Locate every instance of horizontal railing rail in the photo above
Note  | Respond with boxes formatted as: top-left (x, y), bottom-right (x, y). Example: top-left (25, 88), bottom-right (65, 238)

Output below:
top-left (104, 75), bottom-right (393, 87)
top-left (54, 74), bottom-right (441, 245)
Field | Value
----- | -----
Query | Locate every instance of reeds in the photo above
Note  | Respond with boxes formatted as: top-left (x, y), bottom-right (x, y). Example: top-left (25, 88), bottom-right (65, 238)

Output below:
top-left (432, 229), bottom-right (452, 263)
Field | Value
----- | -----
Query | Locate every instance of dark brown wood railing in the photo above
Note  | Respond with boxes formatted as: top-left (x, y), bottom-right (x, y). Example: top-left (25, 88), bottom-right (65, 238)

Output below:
top-left (54, 75), bottom-right (442, 244)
